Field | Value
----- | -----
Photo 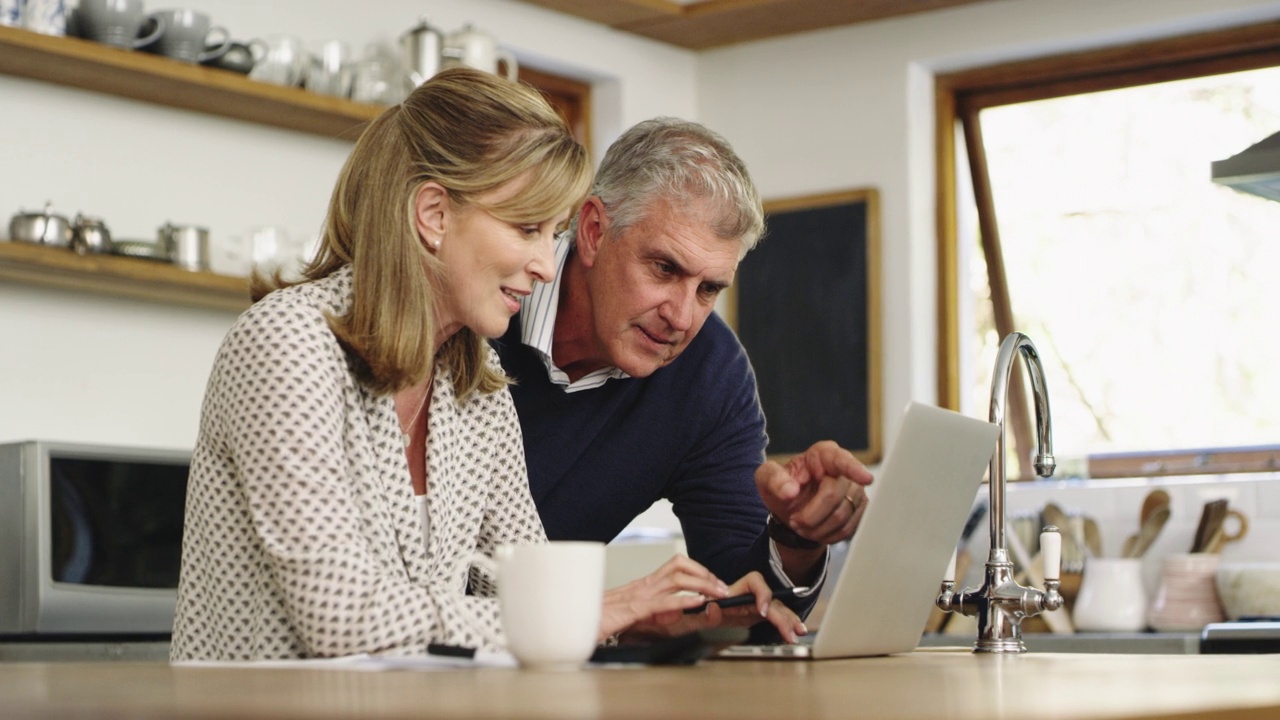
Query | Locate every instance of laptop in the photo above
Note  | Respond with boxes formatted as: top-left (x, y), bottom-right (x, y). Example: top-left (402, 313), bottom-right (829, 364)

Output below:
top-left (717, 401), bottom-right (998, 660)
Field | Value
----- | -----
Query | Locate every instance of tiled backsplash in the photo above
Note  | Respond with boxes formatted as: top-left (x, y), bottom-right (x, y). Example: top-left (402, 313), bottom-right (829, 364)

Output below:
top-left (962, 473), bottom-right (1280, 597)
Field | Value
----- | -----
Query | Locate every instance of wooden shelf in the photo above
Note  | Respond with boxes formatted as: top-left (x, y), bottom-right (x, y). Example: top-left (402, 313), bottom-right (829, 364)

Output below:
top-left (0, 26), bottom-right (376, 311)
top-left (0, 24), bottom-right (383, 140)
top-left (0, 240), bottom-right (251, 312)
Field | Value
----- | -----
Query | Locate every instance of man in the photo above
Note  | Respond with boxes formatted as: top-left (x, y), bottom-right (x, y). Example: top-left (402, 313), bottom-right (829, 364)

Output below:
top-left (495, 118), bottom-right (872, 619)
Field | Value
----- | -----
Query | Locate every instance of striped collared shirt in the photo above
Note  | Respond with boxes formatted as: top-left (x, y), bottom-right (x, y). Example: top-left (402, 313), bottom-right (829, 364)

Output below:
top-left (518, 236), bottom-right (629, 393)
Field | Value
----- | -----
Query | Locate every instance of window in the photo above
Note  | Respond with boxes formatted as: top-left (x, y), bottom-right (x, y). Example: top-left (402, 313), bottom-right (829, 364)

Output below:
top-left (937, 22), bottom-right (1280, 480)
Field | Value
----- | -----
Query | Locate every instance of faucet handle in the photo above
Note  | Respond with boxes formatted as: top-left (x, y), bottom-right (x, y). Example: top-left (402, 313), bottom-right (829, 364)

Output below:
top-left (1041, 526), bottom-right (1062, 582)
top-left (943, 548), bottom-right (957, 583)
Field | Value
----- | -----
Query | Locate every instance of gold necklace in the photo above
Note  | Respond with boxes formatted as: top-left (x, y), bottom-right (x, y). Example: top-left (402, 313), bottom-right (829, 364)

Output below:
top-left (399, 377), bottom-right (433, 449)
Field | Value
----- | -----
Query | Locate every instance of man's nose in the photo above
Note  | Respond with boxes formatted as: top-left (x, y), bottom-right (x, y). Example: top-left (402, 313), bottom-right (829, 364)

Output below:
top-left (660, 285), bottom-right (696, 332)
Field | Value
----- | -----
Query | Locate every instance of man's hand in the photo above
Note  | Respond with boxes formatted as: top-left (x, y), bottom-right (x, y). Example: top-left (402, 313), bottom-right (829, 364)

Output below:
top-left (756, 440), bottom-right (873, 546)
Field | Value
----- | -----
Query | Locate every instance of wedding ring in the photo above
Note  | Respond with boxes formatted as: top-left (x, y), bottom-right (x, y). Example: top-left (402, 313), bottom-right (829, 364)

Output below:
top-left (844, 489), bottom-right (858, 509)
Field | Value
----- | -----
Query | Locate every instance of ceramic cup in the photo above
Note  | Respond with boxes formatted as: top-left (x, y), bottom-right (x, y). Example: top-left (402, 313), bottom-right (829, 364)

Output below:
top-left (1072, 557), bottom-right (1147, 632)
top-left (22, 0), bottom-right (66, 35)
top-left (76, 0), bottom-right (162, 49)
top-left (248, 35), bottom-right (308, 87)
top-left (1, 0), bottom-right (22, 28)
top-left (202, 40), bottom-right (259, 74)
top-left (304, 39), bottom-right (354, 97)
top-left (158, 222), bottom-right (209, 271)
top-left (496, 541), bottom-right (604, 671)
top-left (147, 8), bottom-right (229, 63)
top-left (1148, 552), bottom-right (1225, 632)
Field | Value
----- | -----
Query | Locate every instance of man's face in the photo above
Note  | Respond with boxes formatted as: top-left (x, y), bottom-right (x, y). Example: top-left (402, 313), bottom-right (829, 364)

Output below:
top-left (579, 199), bottom-right (741, 378)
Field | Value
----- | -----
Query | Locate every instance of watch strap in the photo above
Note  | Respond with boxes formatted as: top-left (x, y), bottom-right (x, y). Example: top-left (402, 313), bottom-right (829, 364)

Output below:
top-left (767, 514), bottom-right (823, 550)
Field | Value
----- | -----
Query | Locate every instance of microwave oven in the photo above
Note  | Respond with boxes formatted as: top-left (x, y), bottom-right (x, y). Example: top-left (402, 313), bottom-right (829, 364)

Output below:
top-left (0, 440), bottom-right (190, 636)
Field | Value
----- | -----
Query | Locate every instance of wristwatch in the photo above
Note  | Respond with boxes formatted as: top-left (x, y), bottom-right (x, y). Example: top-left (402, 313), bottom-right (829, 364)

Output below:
top-left (766, 514), bottom-right (822, 550)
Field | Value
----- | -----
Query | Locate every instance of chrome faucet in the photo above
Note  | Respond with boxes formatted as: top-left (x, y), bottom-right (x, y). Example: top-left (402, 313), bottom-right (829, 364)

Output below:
top-left (935, 331), bottom-right (1063, 653)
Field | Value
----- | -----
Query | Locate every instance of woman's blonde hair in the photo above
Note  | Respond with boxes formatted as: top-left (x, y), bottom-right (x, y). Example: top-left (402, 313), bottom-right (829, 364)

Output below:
top-left (253, 67), bottom-right (591, 399)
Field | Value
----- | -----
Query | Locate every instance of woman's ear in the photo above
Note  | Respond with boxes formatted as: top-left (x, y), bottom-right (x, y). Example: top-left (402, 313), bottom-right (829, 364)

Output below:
top-left (575, 196), bottom-right (607, 268)
top-left (414, 182), bottom-right (449, 252)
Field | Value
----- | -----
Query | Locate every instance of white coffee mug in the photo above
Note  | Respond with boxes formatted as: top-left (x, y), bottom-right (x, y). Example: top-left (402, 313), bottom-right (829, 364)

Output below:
top-left (495, 541), bottom-right (604, 671)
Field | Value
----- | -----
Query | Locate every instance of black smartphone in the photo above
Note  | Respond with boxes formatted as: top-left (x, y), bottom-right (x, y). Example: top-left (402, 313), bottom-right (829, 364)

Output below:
top-left (682, 586), bottom-right (810, 615)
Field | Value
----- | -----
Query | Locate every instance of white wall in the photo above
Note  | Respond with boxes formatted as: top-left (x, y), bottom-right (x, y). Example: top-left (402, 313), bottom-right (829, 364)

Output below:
top-left (0, 0), bottom-right (696, 449)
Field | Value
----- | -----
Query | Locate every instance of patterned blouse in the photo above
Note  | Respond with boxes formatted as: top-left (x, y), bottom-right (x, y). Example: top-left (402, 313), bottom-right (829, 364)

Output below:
top-left (170, 266), bottom-right (546, 661)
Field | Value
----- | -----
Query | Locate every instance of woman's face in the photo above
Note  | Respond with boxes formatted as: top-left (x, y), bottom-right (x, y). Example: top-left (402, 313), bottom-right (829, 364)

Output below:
top-left (431, 182), bottom-right (568, 340)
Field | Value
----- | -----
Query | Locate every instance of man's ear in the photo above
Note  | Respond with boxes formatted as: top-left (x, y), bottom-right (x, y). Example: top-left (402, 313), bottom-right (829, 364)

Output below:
top-left (414, 182), bottom-right (449, 251)
top-left (574, 196), bottom-right (608, 268)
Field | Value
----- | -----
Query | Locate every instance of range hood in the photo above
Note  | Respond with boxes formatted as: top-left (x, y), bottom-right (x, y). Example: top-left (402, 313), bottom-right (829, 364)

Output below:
top-left (1211, 131), bottom-right (1280, 202)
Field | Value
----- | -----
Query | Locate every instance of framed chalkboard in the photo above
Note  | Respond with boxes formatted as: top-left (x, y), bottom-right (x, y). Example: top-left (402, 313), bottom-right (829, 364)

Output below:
top-left (729, 189), bottom-right (882, 464)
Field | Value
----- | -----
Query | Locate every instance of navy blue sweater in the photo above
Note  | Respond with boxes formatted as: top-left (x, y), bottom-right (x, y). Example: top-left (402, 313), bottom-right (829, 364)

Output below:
top-left (494, 312), bottom-right (776, 587)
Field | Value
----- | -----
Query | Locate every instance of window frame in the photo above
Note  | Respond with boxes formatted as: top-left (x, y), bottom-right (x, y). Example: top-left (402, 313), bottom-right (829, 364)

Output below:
top-left (519, 65), bottom-right (593, 152)
top-left (934, 20), bottom-right (1280, 479)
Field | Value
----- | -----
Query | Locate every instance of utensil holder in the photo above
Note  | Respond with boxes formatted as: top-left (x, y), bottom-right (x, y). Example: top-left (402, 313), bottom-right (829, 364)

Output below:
top-left (1148, 552), bottom-right (1224, 632)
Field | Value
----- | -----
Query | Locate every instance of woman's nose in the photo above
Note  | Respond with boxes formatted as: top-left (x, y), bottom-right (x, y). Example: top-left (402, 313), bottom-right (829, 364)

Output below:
top-left (528, 233), bottom-right (556, 283)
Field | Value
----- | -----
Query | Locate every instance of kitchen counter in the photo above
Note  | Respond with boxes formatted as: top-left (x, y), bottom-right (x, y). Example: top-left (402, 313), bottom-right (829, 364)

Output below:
top-left (2, 650), bottom-right (1278, 719)
top-left (0, 631), bottom-right (1201, 663)
top-left (0, 638), bottom-right (170, 662)
top-left (919, 631), bottom-right (1201, 654)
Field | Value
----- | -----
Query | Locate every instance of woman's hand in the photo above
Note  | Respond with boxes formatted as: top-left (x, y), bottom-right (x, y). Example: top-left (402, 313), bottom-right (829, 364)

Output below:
top-left (598, 555), bottom-right (729, 641)
top-left (675, 571), bottom-right (808, 644)
top-left (600, 562), bottom-right (809, 645)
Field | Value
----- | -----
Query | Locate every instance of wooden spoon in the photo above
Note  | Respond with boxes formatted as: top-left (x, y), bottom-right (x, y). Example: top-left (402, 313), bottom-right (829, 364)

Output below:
top-left (1126, 489), bottom-right (1171, 557)
top-left (1141, 489), bottom-right (1171, 525)
top-left (1082, 516), bottom-right (1103, 558)
top-left (1191, 499), bottom-right (1228, 553)
top-left (1129, 505), bottom-right (1171, 558)
top-left (1121, 534), bottom-right (1138, 558)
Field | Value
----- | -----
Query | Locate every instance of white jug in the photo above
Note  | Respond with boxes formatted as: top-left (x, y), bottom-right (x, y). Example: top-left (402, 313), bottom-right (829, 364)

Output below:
top-left (442, 23), bottom-right (517, 81)
top-left (1072, 557), bottom-right (1147, 632)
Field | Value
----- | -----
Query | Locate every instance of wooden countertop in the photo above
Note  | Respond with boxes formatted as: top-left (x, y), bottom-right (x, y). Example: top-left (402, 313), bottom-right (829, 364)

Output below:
top-left (2, 649), bottom-right (1279, 719)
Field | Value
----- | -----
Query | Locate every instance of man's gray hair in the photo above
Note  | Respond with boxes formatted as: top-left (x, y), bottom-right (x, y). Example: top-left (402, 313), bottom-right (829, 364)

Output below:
top-left (574, 118), bottom-right (765, 256)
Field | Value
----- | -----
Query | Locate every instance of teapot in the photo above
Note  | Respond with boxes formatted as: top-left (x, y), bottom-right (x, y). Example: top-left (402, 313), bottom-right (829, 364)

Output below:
top-left (71, 213), bottom-right (113, 255)
top-left (401, 15), bottom-right (444, 87)
top-left (442, 23), bottom-right (518, 81)
top-left (8, 202), bottom-right (73, 247)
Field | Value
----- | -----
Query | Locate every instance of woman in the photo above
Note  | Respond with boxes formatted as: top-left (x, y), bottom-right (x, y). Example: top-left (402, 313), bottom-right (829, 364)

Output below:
top-left (171, 68), bottom-right (795, 662)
